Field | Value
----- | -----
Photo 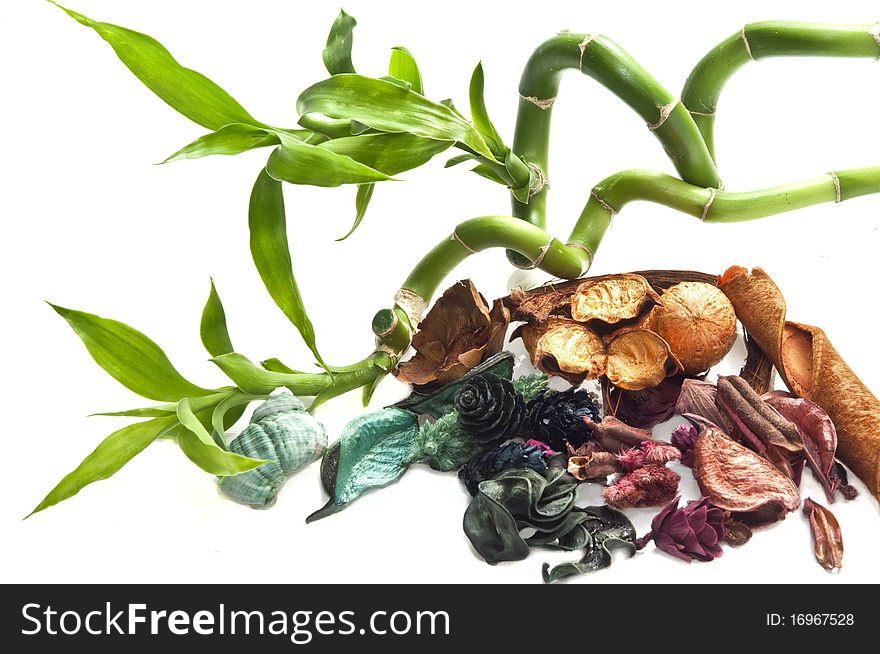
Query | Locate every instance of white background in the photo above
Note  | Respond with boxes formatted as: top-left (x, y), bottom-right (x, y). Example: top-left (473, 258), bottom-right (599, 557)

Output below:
top-left (2, 0), bottom-right (879, 584)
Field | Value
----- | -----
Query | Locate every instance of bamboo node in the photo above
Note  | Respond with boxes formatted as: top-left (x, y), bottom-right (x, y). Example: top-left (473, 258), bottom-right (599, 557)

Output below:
top-left (700, 188), bottom-right (717, 221)
top-left (829, 172), bottom-right (842, 204)
top-left (528, 163), bottom-right (549, 198)
top-left (647, 99), bottom-right (680, 130)
top-left (578, 34), bottom-right (598, 68)
top-left (394, 288), bottom-right (428, 326)
top-left (591, 190), bottom-right (618, 215)
top-left (688, 108), bottom-right (715, 117)
top-left (451, 229), bottom-right (479, 254)
top-left (565, 241), bottom-right (595, 271)
top-left (741, 25), bottom-right (755, 60)
top-left (514, 239), bottom-right (553, 270)
top-left (520, 94), bottom-right (556, 110)
top-left (871, 24), bottom-right (880, 58)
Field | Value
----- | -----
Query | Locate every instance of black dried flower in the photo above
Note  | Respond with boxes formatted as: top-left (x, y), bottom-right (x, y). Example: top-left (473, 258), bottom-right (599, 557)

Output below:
top-left (459, 441), bottom-right (549, 495)
top-left (522, 389), bottom-right (600, 451)
top-left (454, 373), bottom-right (525, 446)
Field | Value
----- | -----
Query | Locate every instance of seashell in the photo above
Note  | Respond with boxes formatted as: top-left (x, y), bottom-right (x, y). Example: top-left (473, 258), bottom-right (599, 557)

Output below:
top-left (218, 388), bottom-right (327, 508)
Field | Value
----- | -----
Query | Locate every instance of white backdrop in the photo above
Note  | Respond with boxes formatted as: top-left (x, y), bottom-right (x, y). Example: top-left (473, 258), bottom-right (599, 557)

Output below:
top-left (2, 0), bottom-right (879, 584)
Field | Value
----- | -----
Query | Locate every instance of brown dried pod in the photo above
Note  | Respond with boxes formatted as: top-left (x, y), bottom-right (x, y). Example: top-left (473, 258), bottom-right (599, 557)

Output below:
top-left (395, 279), bottom-right (509, 389)
top-left (692, 427), bottom-right (800, 526)
top-left (802, 498), bottom-right (843, 571)
top-left (719, 266), bottom-right (880, 501)
top-left (511, 318), bottom-right (605, 384)
top-left (570, 274), bottom-right (660, 324)
top-left (642, 282), bottom-right (737, 375)
top-left (567, 452), bottom-right (621, 481)
top-left (605, 328), bottom-right (681, 391)
top-left (723, 516), bottom-right (753, 547)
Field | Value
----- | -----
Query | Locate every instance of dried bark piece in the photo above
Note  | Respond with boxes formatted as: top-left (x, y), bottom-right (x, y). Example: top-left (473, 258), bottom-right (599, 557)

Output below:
top-left (802, 498), bottom-right (843, 571)
top-left (642, 282), bottom-right (737, 374)
top-left (605, 328), bottom-right (681, 391)
top-left (570, 274), bottom-right (660, 324)
top-left (692, 427), bottom-right (800, 526)
top-left (719, 266), bottom-right (880, 501)
top-left (396, 280), bottom-right (509, 389)
top-left (716, 375), bottom-right (803, 454)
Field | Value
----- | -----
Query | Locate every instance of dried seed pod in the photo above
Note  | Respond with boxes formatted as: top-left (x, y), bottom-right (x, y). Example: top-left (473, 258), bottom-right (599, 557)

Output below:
top-left (511, 319), bottom-right (605, 384)
top-left (605, 328), bottom-right (681, 391)
top-left (643, 282), bottom-right (737, 374)
top-left (802, 498), bottom-right (843, 571)
top-left (570, 274), bottom-right (660, 324)
top-left (693, 427), bottom-right (800, 526)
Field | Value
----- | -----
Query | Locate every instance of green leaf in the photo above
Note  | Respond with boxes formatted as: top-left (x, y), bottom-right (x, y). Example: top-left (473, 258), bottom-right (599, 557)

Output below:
top-left (211, 392), bottom-right (254, 440)
top-left (266, 138), bottom-right (391, 187)
top-left (52, 2), bottom-right (259, 131)
top-left (468, 63), bottom-right (506, 157)
top-left (319, 133), bottom-right (451, 176)
top-left (472, 163), bottom-right (510, 187)
top-left (248, 168), bottom-right (326, 368)
top-left (176, 398), bottom-right (267, 476)
top-left (162, 124), bottom-right (279, 163)
top-left (28, 415), bottom-right (177, 517)
top-left (260, 357), bottom-right (306, 375)
top-left (51, 304), bottom-right (213, 402)
top-left (92, 406), bottom-right (176, 418)
top-left (337, 183), bottom-right (375, 241)
top-left (322, 10), bottom-right (356, 75)
top-left (388, 46), bottom-right (423, 95)
top-left (306, 407), bottom-right (420, 522)
top-left (297, 75), bottom-right (494, 159)
top-left (199, 279), bottom-right (234, 357)
top-left (212, 353), bottom-right (329, 396)
top-left (440, 98), bottom-right (466, 119)
top-left (445, 153), bottom-right (478, 168)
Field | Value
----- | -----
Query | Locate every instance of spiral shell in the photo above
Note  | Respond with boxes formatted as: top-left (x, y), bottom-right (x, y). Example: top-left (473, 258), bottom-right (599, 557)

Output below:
top-left (218, 388), bottom-right (327, 508)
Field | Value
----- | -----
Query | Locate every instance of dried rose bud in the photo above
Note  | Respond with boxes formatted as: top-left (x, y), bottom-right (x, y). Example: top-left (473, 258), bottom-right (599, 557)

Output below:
top-left (603, 464), bottom-right (680, 509)
top-left (670, 423), bottom-right (699, 467)
top-left (635, 496), bottom-right (726, 562)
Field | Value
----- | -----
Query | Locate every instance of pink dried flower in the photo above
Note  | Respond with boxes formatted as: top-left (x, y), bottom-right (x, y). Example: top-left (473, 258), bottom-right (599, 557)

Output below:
top-left (615, 447), bottom-right (646, 472)
top-left (641, 440), bottom-right (681, 465)
top-left (635, 496), bottom-right (726, 563)
top-left (603, 464), bottom-right (681, 509)
top-left (524, 438), bottom-right (556, 455)
top-left (670, 423), bottom-right (699, 467)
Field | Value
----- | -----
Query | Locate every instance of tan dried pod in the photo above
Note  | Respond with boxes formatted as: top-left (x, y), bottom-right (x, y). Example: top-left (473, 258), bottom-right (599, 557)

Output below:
top-left (536, 321), bottom-right (606, 380)
top-left (570, 274), bottom-right (660, 324)
top-left (642, 281), bottom-right (737, 374)
top-left (605, 328), bottom-right (681, 391)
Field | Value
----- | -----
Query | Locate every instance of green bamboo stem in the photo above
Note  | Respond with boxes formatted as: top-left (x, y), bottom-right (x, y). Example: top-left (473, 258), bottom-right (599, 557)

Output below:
top-left (570, 166), bottom-right (880, 256)
top-left (683, 21), bottom-right (880, 159)
top-left (511, 33), bottom-right (721, 233)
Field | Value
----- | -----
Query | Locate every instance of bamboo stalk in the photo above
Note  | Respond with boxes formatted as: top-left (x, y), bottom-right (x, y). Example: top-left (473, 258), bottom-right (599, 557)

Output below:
top-left (683, 21), bottom-right (880, 159)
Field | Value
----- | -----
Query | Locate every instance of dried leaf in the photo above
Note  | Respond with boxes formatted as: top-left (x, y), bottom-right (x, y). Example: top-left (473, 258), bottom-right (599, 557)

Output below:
top-left (395, 280), bottom-right (509, 389)
top-left (605, 328), bottom-right (681, 391)
top-left (642, 281), bottom-right (737, 374)
top-left (570, 274), bottom-right (659, 324)
top-left (675, 378), bottom-right (728, 431)
top-left (802, 498), bottom-right (843, 571)
top-left (693, 427), bottom-right (800, 526)
top-left (604, 375), bottom-right (684, 429)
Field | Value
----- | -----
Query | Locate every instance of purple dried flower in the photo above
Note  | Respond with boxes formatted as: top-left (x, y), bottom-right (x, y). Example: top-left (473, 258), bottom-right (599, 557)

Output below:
top-left (635, 496), bottom-right (726, 562)
top-left (641, 440), bottom-right (681, 465)
top-left (670, 423), bottom-right (699, 467)
top-left (524, 438), bottom-right (556, 455)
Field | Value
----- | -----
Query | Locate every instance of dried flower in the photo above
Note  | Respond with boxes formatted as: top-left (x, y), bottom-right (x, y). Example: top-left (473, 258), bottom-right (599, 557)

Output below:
top-left (455, 373), bottom-right (525, 446)
top-left (524, 438), bottom-right (555, 455)
top-left (395, 280), bottom-right (509, 389)
top-left (635, 496), bottom-right (726, 562)
top-left (670, 423), bottom-right (699, 467)
top-left (615, 447), bottom-right (646, 472)
top-left (603, 464), bottom-right (680, 509)
top-left (522, 388), bottom-right (600, 451)
top-left (641, 439), bottom-right (681, 465)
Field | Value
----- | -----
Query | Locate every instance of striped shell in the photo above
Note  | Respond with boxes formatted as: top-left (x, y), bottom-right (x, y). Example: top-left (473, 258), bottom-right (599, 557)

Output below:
top-left (218, 388), bottom-right (327, 508)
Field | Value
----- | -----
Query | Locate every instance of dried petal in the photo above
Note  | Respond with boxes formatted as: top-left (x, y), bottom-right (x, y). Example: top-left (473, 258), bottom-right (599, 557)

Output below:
top-left (396, 280), bottom-right (509, 388)
top-left (570, 274), bottom-right (659, 324)
top-left (693, 427), bottom-right (800, 526)
top-left (803, 498), bottom-right (843, 571)
top-left (763, 391), bottom-right (839, 503)
top-left (642, 282), bottom-right (737, 374)
top-left (605, 328), bottom-right (681, 391)
top-left (670, 423), bottom-right (699, 467)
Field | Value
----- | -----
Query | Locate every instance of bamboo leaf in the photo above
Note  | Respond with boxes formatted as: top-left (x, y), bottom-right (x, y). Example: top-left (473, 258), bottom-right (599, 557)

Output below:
top-left (266, 138), bottom-right (391, 187)
top-left (28, 415), bottom-right (177, 517)
top-left (445, 153), bottom-right (479, 168)
top-left (322, 10), bottom-right (357, 75)
top-left (297, 75), bottom-right (494, 159)
top-left (212, 353), bottom-right (329, 396)
top-left (260, 358), bottom-right (306, 375)
top-left (337, 183), bottom-right (374, 241)
top-left (50, 304), bottom-right (213, 402)
top-left (319, 133), bottom-right (451, 176)
top-left (92, 406), bottom-right (176, 418)
top-left (176, 398), bottom-right (267, 476)
top-left (52, 2), bottom-right (259, 131)
top-left (388, 46), bottom-right (423, 94)
top-left (468, 63), bottom-right (506, 157)
top-left (211, 392), bottom-right (255, 440)
top-left (199, 279), bottom-right (234, 357)
top-left (249, 169), bottom-right (327, 369)
top-left (162, 124), bottom-right (279, 163)
top-left (472, 163), bottom-right (510, 186)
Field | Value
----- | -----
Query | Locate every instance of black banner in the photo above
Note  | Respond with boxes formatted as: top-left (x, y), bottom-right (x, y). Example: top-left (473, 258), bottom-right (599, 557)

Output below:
top-left (1, 584), bottom-right (870, 651)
